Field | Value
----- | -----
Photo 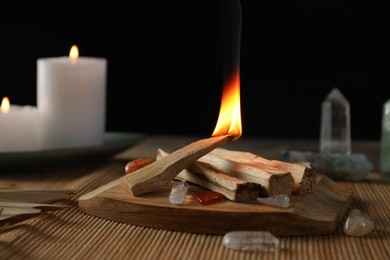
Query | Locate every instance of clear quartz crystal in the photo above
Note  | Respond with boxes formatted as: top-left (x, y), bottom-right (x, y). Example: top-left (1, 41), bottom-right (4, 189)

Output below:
top-left (169, 180), bottom-right (189, 204)
top-left (256, 194), bottom-right (290, 208)
top-left (223, 231), bottom-right (279, 251)
top-left (320, 88), bottom-right (351, 154)
top-left (380, 99), bottom-right (390, 181)
top-left (344, 209), bottom-right (374, 236)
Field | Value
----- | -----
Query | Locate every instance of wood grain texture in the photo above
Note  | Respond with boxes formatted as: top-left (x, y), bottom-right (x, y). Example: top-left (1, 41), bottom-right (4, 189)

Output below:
top-left (78, 174), bottom-right (353, 236)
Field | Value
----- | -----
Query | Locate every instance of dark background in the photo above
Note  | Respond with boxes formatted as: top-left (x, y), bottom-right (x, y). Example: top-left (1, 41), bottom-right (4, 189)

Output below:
top-left (1, 1), bottom-right (390, 141)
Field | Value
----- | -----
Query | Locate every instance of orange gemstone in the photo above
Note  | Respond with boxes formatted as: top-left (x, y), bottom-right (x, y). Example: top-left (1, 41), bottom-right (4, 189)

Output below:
top-left (124, 157), bottom-right (155, 174)
top-left (193, 191), bottom-right (225, 205)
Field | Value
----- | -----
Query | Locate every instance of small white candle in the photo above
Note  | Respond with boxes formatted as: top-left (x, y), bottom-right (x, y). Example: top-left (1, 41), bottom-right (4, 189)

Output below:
top-left (0, 97), bottom-right (40, 152)
top-left (37, 45), bottom-right (107, 150)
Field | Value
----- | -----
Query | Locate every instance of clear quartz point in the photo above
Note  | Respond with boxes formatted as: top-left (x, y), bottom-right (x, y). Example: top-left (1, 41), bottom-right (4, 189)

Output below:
top-left (256, 194), bottom-right (290, 208)
top-left (223, 231), bottom-right (279, 251)
top-left (320, 88), bottom-right (351, 154)
top-left (344, 209), bottom-right (374, 236)
top-left (169, 180), bottom-right (189, 204)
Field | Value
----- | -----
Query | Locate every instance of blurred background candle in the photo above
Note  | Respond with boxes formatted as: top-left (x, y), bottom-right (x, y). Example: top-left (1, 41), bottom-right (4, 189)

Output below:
top-left (37, 45), bottom-right (107, 150)
top-left (0, 97), bottom-right (40, 152)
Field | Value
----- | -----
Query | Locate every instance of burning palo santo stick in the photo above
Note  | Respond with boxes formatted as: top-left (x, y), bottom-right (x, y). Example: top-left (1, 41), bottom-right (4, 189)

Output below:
top-left (121, 0), bottom-right (243, 197)
top-left (121, 69), bottom-right (242, 197)
top-left (121, 61), bottom-right (242, 197)
top-left (121, 135), bottom-right (234, 196)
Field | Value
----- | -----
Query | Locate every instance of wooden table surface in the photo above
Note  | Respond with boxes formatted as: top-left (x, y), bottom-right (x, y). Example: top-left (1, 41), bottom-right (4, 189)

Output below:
top-left (0, 134), bottom-right (389, 260)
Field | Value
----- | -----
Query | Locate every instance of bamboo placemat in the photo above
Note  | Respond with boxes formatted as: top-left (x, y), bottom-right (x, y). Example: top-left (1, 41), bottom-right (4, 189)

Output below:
top-left (1, 160), bottom-right (389, 260)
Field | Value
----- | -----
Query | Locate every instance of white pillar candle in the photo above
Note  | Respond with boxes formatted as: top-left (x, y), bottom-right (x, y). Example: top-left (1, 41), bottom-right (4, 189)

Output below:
top-left (37, 45), bottom-right (107, 150)
top-left (0, 97), bottom-right (40, 152)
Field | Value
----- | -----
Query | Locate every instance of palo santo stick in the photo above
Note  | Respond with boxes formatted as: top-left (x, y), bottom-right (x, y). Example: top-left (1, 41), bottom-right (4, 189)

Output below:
top-left (209, 148), bottom-right (317, 194)
top-left (80, 158), bottom-right (155, 202)
top-left (0, 189), bottom-right (76, 203)
top-left (79, 179), bottom-right (121, 201)
top-left (157, 149), bottom-right (261, 201)
top-left (195, 154), bottom-right (294, 197)
top-left (121, 135), bottom-right (233, 196)
top-left (0, 200), bottom-right (70, 211)
top-left (0, 206), bottom-right (41, 221)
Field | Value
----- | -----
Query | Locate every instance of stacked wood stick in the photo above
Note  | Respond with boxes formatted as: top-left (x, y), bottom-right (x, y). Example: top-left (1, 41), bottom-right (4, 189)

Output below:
top-left (208, 148), bottom-right (317, 195)
top-left (157, 148), bottom-right (317, 202)
top-left (120, 134), bottom-right (318, 202)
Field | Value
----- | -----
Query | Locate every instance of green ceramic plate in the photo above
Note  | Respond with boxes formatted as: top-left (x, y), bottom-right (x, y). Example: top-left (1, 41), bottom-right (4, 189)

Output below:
top-left (0, 132), bottom-right (145, 170)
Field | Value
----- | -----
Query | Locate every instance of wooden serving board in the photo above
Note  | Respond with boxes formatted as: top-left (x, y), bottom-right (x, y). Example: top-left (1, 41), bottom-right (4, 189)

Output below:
top-left (78, 174), bottom-right (353, 236)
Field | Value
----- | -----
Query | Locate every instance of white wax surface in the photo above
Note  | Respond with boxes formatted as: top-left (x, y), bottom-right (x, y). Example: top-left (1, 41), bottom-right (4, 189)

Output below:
top-left (0, 105), bottom-right (40, 152)
top-left (37, 56), bottom-right (107, 150)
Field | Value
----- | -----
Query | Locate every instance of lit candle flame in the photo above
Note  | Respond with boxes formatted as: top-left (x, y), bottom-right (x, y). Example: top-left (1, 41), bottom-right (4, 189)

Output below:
top-left (1, 96), bottom-right (10, 113)
top-left (212, 70), bottom-right (242, 140)
top-left (69, 45), bottom-right (79, 63)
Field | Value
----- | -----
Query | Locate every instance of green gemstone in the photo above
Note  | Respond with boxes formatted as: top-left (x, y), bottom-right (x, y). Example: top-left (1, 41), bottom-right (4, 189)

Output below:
top-left (380, 99), bottom-right (390, 181)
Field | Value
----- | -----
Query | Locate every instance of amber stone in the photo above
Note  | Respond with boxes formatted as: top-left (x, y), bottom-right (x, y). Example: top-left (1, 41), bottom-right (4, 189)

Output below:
top-left (193, 191), bottom-right (225, 205)
top-left (124, 157), bottom-right (155, 174)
